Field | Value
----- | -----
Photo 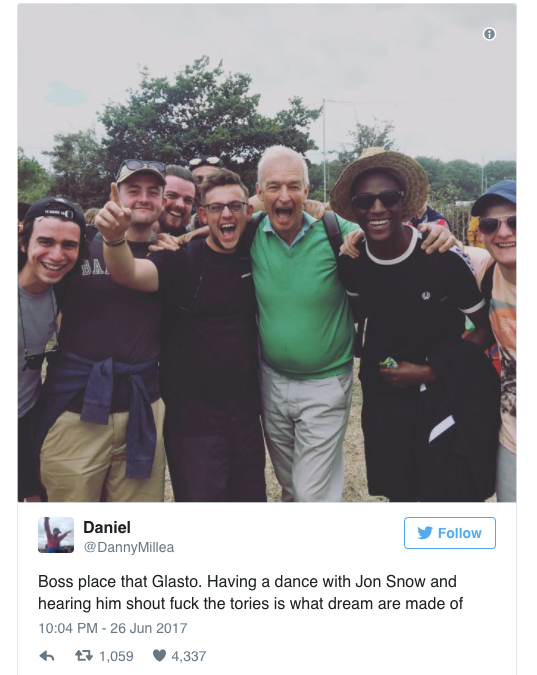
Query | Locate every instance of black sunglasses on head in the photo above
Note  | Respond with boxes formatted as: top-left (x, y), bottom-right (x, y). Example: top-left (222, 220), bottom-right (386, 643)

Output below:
top-left (351, 190), bottom-right (404, 210)
top-left (116, 159), bottom-right (166, 181)
top-left (478, 215), bottom-right (516, 235)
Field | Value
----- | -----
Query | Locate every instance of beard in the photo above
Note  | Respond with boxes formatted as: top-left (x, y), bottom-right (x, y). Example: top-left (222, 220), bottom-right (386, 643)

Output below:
top-left (160, 211), bottom-right (189, 236)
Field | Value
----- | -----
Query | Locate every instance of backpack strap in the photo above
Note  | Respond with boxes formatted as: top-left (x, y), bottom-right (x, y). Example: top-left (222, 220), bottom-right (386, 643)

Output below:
top-left (481, 261), bottom-right (497, 303)
top-left (321, 211), bottom-right (343, 261)
top-left (239, 211), bottom-right (265, 253)
top-left (178, 239), bottom-right (206, 313)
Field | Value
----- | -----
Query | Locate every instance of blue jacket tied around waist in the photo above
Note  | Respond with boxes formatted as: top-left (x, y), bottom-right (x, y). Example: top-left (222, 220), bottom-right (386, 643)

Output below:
top-left (37, 350), bottom-right (158, 479)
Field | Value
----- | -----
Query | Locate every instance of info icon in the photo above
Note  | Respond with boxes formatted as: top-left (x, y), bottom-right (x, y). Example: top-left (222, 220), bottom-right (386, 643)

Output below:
top-left (483, 27), bottom-right (496, 41)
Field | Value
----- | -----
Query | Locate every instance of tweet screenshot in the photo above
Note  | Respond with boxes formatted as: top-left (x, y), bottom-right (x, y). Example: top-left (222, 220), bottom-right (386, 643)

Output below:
top-left (14, 3), bottom-right (528, 674)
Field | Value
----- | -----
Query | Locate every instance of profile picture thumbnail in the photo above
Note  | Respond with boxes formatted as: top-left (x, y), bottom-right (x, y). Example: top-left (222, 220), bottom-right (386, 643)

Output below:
top-left (38, 516), bottom-right (74, 553)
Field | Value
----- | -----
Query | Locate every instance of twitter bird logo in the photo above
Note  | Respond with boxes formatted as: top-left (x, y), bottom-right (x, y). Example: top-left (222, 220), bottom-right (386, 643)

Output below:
top-left (418, 526), bottom-right (433, 540)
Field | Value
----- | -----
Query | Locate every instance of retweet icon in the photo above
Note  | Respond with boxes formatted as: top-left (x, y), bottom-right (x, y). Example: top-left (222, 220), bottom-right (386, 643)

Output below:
top-left (418, 526), bottom-right (433, 540)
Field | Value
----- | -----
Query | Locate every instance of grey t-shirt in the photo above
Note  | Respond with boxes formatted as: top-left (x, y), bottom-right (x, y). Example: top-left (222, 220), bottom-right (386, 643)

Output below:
top-left (18, 284), bottom-right (57, 417)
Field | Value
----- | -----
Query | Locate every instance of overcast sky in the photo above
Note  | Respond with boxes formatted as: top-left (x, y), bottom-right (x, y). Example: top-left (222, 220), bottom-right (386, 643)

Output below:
top-left (18, 3), bottom-right (515, 169)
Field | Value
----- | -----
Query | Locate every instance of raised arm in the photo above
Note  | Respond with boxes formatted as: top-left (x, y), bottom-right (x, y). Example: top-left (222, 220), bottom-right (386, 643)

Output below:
top-left (44, 517), bottom-right (51, 537)
top-left (95, 183), bottom-right (160, 292)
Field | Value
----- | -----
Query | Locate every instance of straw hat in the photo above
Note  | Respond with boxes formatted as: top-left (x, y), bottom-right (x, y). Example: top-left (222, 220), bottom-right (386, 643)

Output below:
top-left (330, 147), bottom-right (429, 222)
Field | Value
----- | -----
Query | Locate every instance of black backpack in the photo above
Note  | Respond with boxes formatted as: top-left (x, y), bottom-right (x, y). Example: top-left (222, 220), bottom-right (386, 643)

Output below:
top-left (240, 209), bottom-right (344, 260)
top-left (481, 261), bottom-right (497, 303)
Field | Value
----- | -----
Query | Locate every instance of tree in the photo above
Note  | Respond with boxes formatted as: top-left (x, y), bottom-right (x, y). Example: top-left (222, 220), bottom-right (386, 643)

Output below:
top-left (309, 120), bottom-right (397, 201)
top-left (337, 119), bottom-right (397, 167)
top-left (414, 157), bottom-right (447, 194)
top-left (44, 129), bottom-right (110, 208)
top-left (18, 148), bottom-right (50, 203)
top-left (442, 159), bottom-right (482, 201)
top-left (99, 57), bottom-right (321, 192)
top-left (484, 160), bottom-right (516, 186)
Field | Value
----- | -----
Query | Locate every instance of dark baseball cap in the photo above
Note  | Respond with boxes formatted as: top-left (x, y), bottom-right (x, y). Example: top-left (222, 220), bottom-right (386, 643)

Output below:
top-left (471, 180), bottom-right (516, 216)
top-left (25, 197), bottom-right (86, 232)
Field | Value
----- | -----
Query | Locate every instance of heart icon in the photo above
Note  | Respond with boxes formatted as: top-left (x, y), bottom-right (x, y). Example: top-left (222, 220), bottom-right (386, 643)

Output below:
top-left (153, 649), bottom-right (166, 662)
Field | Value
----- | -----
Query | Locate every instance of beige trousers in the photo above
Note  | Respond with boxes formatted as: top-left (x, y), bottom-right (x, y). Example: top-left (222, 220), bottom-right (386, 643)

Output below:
top-left (41, 399), bottom-right (166, 502)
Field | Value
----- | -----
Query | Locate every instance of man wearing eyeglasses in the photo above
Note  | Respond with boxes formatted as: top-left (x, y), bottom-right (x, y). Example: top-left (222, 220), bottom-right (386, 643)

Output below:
top-left (95, 168), bottom-right (266, 502)
top-left (18, 197), bottom-right (85, 502)
top-left (37, 160), bottom-right (168, 502)
top-left (464, 181), bottom-right (517, 501)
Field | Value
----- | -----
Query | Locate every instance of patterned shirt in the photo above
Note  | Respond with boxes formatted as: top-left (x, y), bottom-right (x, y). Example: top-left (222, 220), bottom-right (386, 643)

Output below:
top-left (466, 247), bottom-right (516, 453)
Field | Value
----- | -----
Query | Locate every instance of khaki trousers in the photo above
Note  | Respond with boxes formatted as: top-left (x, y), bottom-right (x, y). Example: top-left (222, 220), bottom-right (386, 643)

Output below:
top-left (260, 360), bottom-right (353, 502)
top-left (41, 399), bottom-right (166, 502)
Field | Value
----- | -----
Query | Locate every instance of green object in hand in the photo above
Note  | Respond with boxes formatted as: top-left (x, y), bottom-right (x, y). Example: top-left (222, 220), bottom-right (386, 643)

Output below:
top-left (379, 357), bottom-right (398, 369)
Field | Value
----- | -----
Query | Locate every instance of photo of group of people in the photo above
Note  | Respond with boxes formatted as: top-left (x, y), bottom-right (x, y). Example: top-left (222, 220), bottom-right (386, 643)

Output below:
top-left (17, 5), bottom-right (516, 505)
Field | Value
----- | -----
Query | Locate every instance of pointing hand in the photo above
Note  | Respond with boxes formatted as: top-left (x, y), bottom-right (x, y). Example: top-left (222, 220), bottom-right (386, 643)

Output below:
top-left (95, 183), bottom-right (133, 242)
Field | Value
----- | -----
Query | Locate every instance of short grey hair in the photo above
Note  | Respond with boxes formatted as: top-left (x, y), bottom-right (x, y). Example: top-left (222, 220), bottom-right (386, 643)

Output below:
top-left (257, 146), bottom-right (309, 187)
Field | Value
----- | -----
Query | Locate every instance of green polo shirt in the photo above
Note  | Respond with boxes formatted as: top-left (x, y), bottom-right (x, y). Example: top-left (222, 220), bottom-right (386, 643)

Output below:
top-left (250, 212), bottom-right (358, 380)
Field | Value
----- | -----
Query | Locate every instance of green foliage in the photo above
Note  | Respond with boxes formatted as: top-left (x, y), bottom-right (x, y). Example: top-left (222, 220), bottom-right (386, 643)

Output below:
top-left (18, 148), bottom-right (50, 203)
top-left (44, 129), bottom-right (110, 209)
top-left (337, 119), bottom-right (396, 167)
top-left (442, 159), bottom-right (482, 200)
top-left (415, 156), bottom-right (514, 203)
top-left (309, 120), bottom-right (397, 201)
top-left (99, 57), bottom-right (321, 192)
top-left (414, 157), bottom-right (446, 193)
top-left (483, 160), bottom-right (516, 185)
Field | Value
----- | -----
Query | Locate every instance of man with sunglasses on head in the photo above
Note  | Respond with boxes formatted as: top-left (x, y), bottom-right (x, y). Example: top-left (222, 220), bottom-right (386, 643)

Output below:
top-left (464, 181), bottom-right (516, 501)
top-left (95, 168), bottom-right (266, 502)
top-left (18, 197), bottom-right (85, 501)
top-left (37, 160), bottom-right (168, 502)
top-left (188, 156), bottom-right (224, 185)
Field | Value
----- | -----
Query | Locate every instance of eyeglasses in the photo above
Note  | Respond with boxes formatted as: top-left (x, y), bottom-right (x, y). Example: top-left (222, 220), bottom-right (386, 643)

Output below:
top-left (202, 201), bottom-right (248, 214)
top-left (478, 215), bottom-right (516, 235)
top-left (351, 190), bottom-right (404, 210)
top-left (189, 156), bottom-right (222, 168)
top-left (116, 160), bottom-right (166, 181)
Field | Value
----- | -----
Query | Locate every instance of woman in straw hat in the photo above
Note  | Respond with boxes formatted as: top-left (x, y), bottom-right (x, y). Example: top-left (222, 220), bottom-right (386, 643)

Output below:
top-left (331, 148), bottom-right (498, 502)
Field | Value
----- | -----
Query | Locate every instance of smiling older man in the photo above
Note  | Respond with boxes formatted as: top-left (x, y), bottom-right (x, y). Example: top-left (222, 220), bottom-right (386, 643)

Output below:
top-left (250, 146), bottom-right (360, 502)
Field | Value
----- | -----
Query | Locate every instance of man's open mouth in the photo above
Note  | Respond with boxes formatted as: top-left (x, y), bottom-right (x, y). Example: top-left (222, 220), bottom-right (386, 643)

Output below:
top-left (275, 208), bottom-right (293, 222)
top-left (220, 223), bottom-right (237, 240)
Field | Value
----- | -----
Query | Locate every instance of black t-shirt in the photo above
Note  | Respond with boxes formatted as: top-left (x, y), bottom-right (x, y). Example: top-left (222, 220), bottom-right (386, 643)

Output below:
top-left (338, 227), bottom-right (485, 391)
top-left (150, 238), bottom-right (260, 433)
top-left (59, 233), bottom-right (163, 412)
